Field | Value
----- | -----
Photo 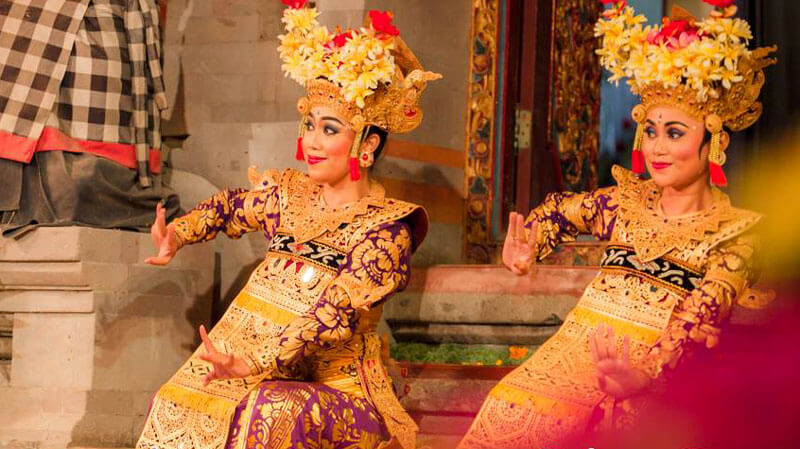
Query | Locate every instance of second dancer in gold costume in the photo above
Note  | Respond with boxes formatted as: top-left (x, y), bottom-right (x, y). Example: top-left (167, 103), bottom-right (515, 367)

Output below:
top-left (459, 1), bottom-right (775, 447)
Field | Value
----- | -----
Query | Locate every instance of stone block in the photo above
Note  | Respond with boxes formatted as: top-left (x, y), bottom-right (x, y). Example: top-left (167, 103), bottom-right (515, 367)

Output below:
top-left (0, 362), bottom-right (9, 386)
top-left (63, 413), bottom-right (136, 447)
top-left (212, 0), bottom-right (282, 17)
top-left (401, 378), bottom-right (495, 413)
top-left (189, 0), bottom-right (213, 17)
top-left (317, 0), bottom-right (365, 12)
top-left (0, 337), bottom-right (10, 360)
top-left (10, 313), bottom-right (95, 389)
top-left (390, 322), bottom-right (557, 345)
top-left (248, 121), bottom-right (306, 172)
top-left (181, 42), bottom-right (277, 75)
top-left (92, 315), bottom-right (199, 392)
top-left (202, 73), bottom-right (270, 105)
top-left (0, 262), bottom-right (86, 288)
top-left (386, 291), bottom-right (580, 326)
top-left (0, 227), bottom-right (88, 262)
top-left (78, 263), bottom-right (130, 293)
top-left (61, 389), bottom-right (89, 415)
top-left (124, 264), bottom-right (198, 297)
top-left (410, 223), bottom-right (462, 266)
top-left (184, 15), bottom-right (260, 45)
top-left (181, 73), bottom-right (206, 106)
top-left (182, 102), bottom-right (211, 131)
top-left (416, 415), bottom-right (473, 436)
top-left (258, 12), bottom-right (282, 41)
top-left (206, 103), bottom-right (277, 125)
top-left (316, 10), bottom-right (364, 30)
top-left (0, 387), bottom-right (45, 418)
top-left (0, 290), bottom-right (93, 314)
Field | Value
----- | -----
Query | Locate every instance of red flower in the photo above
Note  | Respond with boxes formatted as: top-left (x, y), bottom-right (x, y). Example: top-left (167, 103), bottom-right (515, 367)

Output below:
top-left (647, 18), bottom-right (700, 50)
top-left (369, 10), bottom-right (399, 37)
top-left (703, 0), bottom-right (736, 7)
top-left (327, 30), bottom-right (353, 49)
top-left (280, 0), bottom-right (306, 9)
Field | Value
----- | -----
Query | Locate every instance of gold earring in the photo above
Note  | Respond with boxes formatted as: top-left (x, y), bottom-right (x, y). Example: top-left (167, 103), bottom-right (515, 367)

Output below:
top-left (359, 150), bottom-right (374, 168)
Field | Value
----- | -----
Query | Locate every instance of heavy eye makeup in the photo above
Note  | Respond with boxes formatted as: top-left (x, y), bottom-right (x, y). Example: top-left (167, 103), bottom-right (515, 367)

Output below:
top-left (304, 119), bottom-right (341, 135)
top-left (666, 126), bottom-right (685, 140)
top-left (322, 121), bottom-right (340, 136)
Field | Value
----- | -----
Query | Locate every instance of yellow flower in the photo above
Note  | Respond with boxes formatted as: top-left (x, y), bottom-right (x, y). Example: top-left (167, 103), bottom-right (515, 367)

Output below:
top-left (281, 7), bottom-right (320, 33)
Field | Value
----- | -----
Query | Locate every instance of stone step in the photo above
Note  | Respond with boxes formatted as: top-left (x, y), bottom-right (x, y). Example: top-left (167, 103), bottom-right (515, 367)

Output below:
top-left (395, 362), bottom-right (513, 447)
top-left (386, 264), bottom-right (596, 344)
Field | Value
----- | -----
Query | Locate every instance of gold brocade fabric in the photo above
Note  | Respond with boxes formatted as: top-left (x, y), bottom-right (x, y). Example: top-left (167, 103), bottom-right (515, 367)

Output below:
top-left (137, 169), bottom-right (425, 449)
top-left (458, 166), bottom-right (762, 449)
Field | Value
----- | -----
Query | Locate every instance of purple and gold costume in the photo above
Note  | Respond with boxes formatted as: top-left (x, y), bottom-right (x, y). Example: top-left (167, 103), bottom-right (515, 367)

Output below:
top-left (137, 169), bottom-right (426, 449)
top-left (458, 166), bottom-right (765, 448)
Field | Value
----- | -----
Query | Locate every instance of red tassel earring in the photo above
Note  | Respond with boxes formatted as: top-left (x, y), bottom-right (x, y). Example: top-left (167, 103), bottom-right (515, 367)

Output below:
top-left (349, 157), bottom-right (361, 181)
top-left (709, 162), bottom-right (728, 187)
top-left (348, 124), bottom-right (365, 182)
top-left (705, 115), bottom-right (727, 187)
top-left (295, 137), bottom-right (304, 161)
top-left (708, 129), bottom-right (727, 187)
top-left (632, 149), bottom-right (645, 174)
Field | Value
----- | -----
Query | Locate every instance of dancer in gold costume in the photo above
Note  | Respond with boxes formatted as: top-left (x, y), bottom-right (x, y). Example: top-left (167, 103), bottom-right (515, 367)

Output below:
top-left (459, 1), bottom-right (775, 447)
top-left (135, 2), bottom-right (440, 449)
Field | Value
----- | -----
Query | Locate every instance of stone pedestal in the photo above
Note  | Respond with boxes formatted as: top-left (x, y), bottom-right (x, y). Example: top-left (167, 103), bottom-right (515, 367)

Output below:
top-left (386, 264), bottom-right (597, 345)
top-left (0, 227), bottom-right (214, 449)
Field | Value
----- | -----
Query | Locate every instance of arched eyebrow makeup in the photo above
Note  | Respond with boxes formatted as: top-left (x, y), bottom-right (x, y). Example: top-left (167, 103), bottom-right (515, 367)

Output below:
top-left (646, 119), bottom-right (688, 128)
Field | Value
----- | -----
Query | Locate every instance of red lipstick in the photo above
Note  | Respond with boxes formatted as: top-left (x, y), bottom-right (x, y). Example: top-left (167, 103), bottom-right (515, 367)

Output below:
top-left (307, 156), bottom-right (326, 165)
top-left (651, 161), bottom-right (672, 170)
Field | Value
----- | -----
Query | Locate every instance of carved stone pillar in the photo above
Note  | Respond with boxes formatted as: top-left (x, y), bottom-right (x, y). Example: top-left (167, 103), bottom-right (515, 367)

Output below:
top-left (0, 227), bottom-right (213, 448)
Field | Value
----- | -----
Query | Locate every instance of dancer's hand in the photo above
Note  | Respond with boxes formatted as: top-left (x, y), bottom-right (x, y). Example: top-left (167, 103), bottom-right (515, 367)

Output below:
top-left (589, 323), bottom-right (651, 398)
top-left (502, 212), bottom-right (538, 275)
top-left (144, 203), bottom-right (179, 266)
top-left (197, 325), bottom-right (252, 386)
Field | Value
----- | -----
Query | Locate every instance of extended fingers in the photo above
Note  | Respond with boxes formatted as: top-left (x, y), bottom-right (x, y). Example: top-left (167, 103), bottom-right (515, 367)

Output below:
top-left (605, 325), bottom-right (618, 359)
top-left (507, 212), bottom-right (520, 242)
top-left (515, 214), bottom-right (527, 242)
top-left (199, 325), bottom-right (217, 354)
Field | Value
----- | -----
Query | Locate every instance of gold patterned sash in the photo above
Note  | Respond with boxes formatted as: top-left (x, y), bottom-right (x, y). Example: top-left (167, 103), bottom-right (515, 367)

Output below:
top-left (136, 281), bottom-right (307, 449)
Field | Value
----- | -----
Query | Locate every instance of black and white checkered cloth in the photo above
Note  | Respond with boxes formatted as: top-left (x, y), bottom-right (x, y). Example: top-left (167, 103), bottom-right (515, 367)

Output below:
top-left (0, 0), bottom-right (167, 186)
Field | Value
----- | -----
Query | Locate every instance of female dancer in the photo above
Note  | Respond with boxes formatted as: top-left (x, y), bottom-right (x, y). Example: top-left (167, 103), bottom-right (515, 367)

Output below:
top-left (459, 1), bottom-right (775, 447)
top-left (136, 2), bottom-right (440, 449)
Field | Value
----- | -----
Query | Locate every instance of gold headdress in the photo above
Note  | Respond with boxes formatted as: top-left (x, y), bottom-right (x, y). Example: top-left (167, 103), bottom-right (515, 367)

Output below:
top-left (595, 0), bottom-right (776, 186)
top-left (277, 1), bottom-right (442, 180)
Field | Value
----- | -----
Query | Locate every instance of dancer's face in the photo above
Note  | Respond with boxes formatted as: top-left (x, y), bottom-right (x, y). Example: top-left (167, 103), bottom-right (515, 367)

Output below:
top-left (301, 106), bottom-right (357, 186)
top-left (641, 106), bottom-right (726, 190)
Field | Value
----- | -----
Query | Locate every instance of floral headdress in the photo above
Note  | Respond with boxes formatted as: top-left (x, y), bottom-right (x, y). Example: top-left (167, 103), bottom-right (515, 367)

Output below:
top-left (595, 0), bottom-right (776, 186)
top-left (277, 0), bottom-right (442, 180)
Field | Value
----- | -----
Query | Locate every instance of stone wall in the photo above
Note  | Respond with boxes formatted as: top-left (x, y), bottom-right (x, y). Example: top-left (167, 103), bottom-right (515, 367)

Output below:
top-left (0, 228), bottom-right (213, 448)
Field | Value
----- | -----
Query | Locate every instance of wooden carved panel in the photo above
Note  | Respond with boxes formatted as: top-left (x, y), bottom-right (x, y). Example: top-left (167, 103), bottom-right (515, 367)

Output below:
top-left (464, 0), bottom-right (500, 263)
top-left (552, 0), bottom-right (602, 192)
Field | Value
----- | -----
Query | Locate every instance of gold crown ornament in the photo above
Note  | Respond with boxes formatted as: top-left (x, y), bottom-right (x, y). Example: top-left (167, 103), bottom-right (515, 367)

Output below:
top-left (595, 0), bottom-right (776, 186)
top-left (277, 0), bottom-right (442, 180)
